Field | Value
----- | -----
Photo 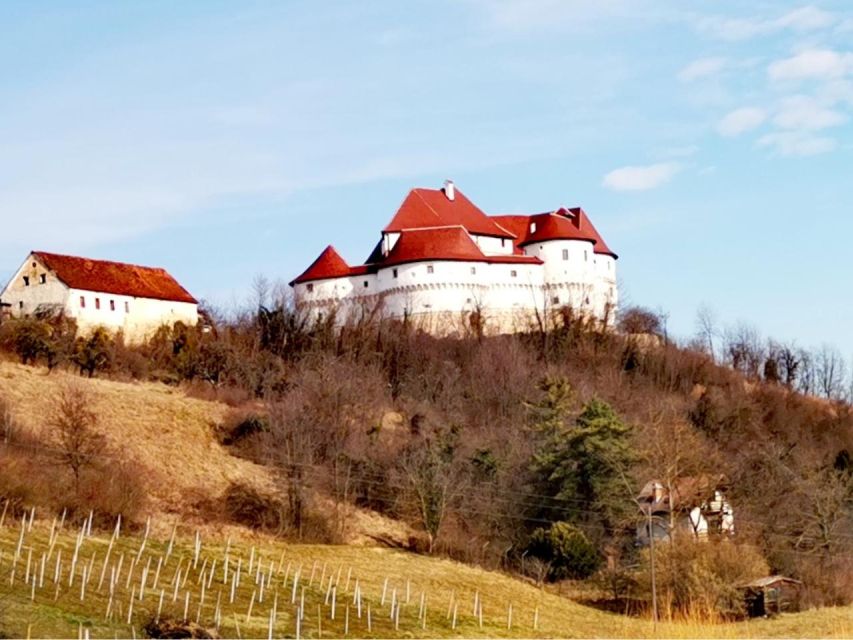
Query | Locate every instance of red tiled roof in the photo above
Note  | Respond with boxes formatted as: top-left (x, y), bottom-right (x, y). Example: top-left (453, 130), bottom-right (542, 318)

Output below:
top-left (383, 188), bottom-right (515, 239)
top-left (290, 245), bottom-right (353, 285)
top-left (490, 208), bottom-right (617, 258)
top-left (33, 251), bottom-right (197, 304)
top-left (568, 207), bottom-right (617, 257)
top-left (383, 227), bottom-right (540, 267)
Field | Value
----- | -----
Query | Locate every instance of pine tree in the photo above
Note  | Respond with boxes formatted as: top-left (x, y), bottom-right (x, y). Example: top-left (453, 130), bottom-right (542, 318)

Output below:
top-left (530, 378), bottom-right (635, 537)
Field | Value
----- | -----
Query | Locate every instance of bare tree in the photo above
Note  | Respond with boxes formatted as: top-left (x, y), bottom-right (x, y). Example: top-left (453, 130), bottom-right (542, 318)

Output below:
top-left (49, 386), bottom-right (107, 493)
top-left (815, 344), bottom-right (847, 401)
top-left (695, 304), bottom-right (719, 361)
top-left (724, 322), bottom-right (764, 379)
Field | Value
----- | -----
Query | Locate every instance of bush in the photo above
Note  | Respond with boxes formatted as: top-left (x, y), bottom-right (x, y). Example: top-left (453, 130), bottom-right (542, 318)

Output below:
top-left (223, 482), bottom-right (285, 532)
top-left (635, 538), bottom-right (769, 619)
top-left (526, 521), bottom-right (600, 582)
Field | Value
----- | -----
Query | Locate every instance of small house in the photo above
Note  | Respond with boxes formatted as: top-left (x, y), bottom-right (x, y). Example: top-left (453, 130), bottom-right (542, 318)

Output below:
top-left (636, 475), bottom-right (735, 545)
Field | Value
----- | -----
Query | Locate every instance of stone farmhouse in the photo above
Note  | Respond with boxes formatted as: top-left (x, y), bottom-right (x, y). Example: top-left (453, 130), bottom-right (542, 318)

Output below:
top-left (0, 251), bottom-right (198, 343)
top-left (291, 181), bottom-right (618, 333)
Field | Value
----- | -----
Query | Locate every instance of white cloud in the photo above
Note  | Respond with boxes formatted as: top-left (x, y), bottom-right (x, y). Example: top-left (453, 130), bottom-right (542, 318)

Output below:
top-left (757, 131), bottom-right (837, 156)
top-left (773, 95), bottom-right (846, 130)
top-left (678, 57), bottom-right (727, 82)
top-left (717, 107), bottom-right (767, 136)
top-left (696, 5), bottom-right (836, 40)
top-left (768, 49), bottom-right (853, 81)
top-left (775, 6), bottom-right (835, 31)
top-left (602, 162), bottom-right (680, 191)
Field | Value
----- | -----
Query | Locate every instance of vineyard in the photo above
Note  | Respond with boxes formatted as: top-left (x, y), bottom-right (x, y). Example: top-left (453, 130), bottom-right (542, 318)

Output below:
top-left (0, 509), bottom-right (851, 639)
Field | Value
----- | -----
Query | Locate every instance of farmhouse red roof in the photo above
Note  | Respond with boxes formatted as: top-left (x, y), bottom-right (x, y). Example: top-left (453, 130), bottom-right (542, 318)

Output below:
top-left (384, 188), bottom-right (515, 239)
top-left (33, 251), bottom-right (197, 304)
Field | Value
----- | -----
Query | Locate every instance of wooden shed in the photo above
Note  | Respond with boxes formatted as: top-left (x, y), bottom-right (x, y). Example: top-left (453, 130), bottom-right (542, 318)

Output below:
top-left (740, 575), bottom-right (802, 617)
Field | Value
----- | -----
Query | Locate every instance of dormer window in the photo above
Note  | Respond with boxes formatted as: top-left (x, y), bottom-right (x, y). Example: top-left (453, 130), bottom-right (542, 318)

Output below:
top-left (529, 222), bottom-right (537, 233)
top-left (22, 276), bottom-right (29, 287)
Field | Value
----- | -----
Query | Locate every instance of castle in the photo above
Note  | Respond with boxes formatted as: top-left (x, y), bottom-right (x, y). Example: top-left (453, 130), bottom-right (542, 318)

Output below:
top-left (291, 181), bottom-right (618, 334)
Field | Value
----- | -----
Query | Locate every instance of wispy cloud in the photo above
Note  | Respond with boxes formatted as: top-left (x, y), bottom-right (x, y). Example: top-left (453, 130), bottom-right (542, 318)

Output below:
top-left (773, 95), bottom-right (846, 130)
top-left (602, 162), bottom-right (680, 191)
top-left (696, 5), bottom-right (836, 41)
top-left (757, 131), bottom-right (837, 156)
top-left (717, 107), bottom-right (767, 137)
top-left (678, 57), bottom-right (727, 82)
top-left (768, 49), bottom-right (853, 81)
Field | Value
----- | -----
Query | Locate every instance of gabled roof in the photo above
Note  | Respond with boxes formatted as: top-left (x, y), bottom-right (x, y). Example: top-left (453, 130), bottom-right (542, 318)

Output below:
top-left (384, 227), bottom-right (540, 267)
top-left (32, 251), bottom-right (197, 304)
top-left (290, 245), bottom-right (353, 285)
top-left (384, 188), bottom-right (515, 239)
top-left (638, 475), bottom-right (728, 512)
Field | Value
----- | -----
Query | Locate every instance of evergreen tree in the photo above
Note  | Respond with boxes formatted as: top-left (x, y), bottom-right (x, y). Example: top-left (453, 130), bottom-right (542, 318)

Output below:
top-left (530, 377), bottom-right (635, 537)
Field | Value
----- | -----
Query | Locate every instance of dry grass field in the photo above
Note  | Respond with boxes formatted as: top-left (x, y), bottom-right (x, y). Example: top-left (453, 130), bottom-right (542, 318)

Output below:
top-left (0, 360), bottom-right (274, 520)
top-left (0, 519), bottom-right (850, 639)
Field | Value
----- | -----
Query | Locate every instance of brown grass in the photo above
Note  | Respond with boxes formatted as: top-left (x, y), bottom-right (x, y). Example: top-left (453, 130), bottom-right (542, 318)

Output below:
top-left (0, 361), bottom-right (274, 521)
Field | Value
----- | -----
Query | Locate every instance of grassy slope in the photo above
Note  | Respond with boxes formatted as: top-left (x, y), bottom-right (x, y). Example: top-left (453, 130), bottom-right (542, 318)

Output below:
top-left (0, 523), bottom-right (849, 639)
top-left (0, 360), bottom-right (274, 518)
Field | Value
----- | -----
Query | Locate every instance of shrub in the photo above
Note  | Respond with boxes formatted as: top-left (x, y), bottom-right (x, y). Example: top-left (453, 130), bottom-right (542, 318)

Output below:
top-left (223, 482), bottom-right (284, 533)
top-left (526, 521), bottom-right (600, 582)
top-left (635, 538), bottom-right (769, 619)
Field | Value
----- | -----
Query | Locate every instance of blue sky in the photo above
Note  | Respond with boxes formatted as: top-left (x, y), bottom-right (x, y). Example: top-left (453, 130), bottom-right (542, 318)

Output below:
top-left (1, 1), bottom-right (851, 354)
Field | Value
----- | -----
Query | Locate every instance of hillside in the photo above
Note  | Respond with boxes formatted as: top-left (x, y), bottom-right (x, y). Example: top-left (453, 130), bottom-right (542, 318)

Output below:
top-left (0, 361), bottom-right (269, 520)
top-left (0, 522), bottom-right (850, 639)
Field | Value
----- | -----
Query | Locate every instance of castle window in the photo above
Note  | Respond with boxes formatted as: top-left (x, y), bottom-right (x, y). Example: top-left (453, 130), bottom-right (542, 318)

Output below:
top-left (18, 301), bottom-right (24, 310)
top-left (109, 300), bottom-right (116, 311)
top-left (552, 296), bottom-right (560, 305)
top-left (306, 283), bottom-right (314, 292)
top-left (510, 270), bottom-right (518, 278)
top-left (393, 268), bottom-right (398, 278)
top-left (95, 298), bottom-right (101, 310)
top-left (40, 274), bottom-right (47, 284)
top-left (470, 266), bottom-right (476, 275)
top-left (501, 239), bottom-right (507, 247)
top-left (80, 296), bottom-right (86, 309)
top-left (125, 301), bottom-right (130, 313)
top-left (427, 265), bottom-right (434, 274)
top-left (363, 281), bottom-right (369, 288)
top-left (562, 249), bottom-right (569, 261)
top-left (608, 261), bottom-right (611, 270)
top-left (22, 276), bottom-right (29, 287)
top-left (584, 250), bottom-right (589, 262)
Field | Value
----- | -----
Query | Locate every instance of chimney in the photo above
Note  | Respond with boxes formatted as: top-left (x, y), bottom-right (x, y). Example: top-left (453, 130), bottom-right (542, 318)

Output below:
top-left (443, 179), bottom-right (455, 201)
